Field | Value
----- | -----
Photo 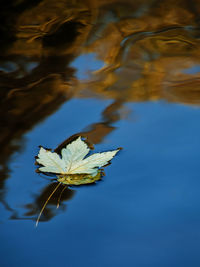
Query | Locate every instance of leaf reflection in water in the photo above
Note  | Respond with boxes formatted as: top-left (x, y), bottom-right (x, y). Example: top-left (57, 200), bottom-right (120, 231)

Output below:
top-left (34, 173), bottom-right (101, 226)
top-left (24, 182), bottom-right (75, 224)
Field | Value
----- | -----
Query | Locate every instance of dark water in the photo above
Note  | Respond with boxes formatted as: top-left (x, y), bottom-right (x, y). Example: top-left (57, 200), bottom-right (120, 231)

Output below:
top-left (1, 0), bottom-right (200, 266)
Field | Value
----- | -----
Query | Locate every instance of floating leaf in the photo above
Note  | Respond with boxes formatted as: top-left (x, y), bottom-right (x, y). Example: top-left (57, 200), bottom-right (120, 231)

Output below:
top-left (36, 136), bottom-right (120, 185)
top-left (35, 137), bottom-right (121, 225)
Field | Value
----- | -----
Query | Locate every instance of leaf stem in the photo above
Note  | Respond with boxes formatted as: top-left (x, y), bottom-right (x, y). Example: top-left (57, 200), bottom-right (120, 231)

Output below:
top-left (35, 182), bottom-right (61, 227)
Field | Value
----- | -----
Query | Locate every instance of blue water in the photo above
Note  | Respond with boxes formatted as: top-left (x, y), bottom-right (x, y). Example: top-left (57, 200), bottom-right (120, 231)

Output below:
top-left (1, 98), bottom-right (200, 267)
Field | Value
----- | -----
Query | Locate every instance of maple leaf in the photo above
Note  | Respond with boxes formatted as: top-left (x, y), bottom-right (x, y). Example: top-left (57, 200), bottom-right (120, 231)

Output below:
top-left (36, 137), bottom-right (120, 177)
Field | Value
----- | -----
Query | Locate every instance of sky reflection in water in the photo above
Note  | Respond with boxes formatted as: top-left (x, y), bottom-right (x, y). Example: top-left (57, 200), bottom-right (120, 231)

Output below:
top-left (1, 100), bottom-right (200, 267)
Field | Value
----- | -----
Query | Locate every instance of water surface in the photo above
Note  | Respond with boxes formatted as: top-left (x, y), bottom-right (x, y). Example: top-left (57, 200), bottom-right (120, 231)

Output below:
top-left (1, 1), bottom-right (200, 266)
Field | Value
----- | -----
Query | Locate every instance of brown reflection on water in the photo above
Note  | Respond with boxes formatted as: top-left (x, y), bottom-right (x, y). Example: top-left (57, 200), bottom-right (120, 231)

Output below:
top-left (23, 183), bottom-right (75, 222)
top-left (1, 0), bottom-right (200, 219)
